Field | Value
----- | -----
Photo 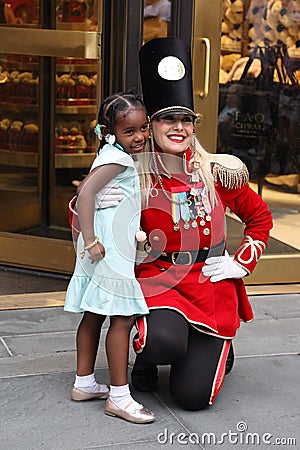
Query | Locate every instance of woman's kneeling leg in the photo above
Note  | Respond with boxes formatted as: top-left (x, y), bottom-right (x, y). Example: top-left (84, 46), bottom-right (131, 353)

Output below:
top-left (137, 309), bottom-right (189, 365)
top-left (170, 329), bottom-right (230, 410)
top-left (131, 310), bottom-right (189, 392)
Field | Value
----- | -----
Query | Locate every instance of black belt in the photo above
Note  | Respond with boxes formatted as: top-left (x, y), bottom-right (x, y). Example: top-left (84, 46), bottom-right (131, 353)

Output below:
top-left (151, 240), bottom-right (225, 265)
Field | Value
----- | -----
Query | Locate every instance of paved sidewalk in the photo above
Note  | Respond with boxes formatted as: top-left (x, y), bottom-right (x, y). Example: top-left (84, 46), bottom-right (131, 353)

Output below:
top-left (0, 292), bottom-right (299, 450)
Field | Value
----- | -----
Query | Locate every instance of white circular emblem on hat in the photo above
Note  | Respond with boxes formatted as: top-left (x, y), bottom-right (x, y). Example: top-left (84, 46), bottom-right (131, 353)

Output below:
top-left (158, 56), bottom-right (185, 81)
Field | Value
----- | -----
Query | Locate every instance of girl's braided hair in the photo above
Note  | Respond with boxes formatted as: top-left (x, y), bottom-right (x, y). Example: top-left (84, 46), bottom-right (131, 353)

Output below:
top-left (97, 91), bottom-right (146, 151)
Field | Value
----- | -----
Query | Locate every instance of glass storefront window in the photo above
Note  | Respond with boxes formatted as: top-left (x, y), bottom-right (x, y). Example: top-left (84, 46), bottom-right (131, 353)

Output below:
top-left (53, 0), bottom-right (100, 234)
top-left (0, 1), bottom-right (39, 25)
top-left (56, 0), bottom-right (98, 31)
top-left (143, 0), bottom-right (172, 43)
top-left (218, 0), bottom-right (300, 257)
top-left (52, 55), bottom-right (98, 230)
top-left (0, 2), bottom-right (40, 235)
top-left (0, 1), bottom-right (100, 239)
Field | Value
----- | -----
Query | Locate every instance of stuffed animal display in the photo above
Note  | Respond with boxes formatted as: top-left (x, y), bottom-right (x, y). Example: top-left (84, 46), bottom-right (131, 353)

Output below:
top-left (247, 0), bottom-right (300, 55)
top-left (221, 0), bottom-right (244, 51)
top-left (55, 120), bottom-right (96, 154)
top-left (0, 68), bottom-right (38, 104)
top-left (56, 72), bottom-right (97, 105)
top-left (0, 117), bottom-right (39, 152)
top-left (220, 0), bottom-right (300, 83)
top-left (221, 0), bottom-right (300, 57)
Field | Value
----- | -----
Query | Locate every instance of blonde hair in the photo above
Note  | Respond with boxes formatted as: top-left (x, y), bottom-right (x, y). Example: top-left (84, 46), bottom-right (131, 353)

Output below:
top-left (138, 132), bottom-right (217, 208)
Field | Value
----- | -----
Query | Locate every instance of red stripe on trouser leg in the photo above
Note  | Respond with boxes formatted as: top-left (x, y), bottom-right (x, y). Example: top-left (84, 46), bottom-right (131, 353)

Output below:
top-left (133, 316), bottom-right (148, 354)
top-left (209, 339), bottom-right (231, 405)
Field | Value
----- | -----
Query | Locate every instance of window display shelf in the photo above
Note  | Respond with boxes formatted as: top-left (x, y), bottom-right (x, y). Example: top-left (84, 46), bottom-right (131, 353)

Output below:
top-left (0, 149), bottom-right (38, 167)
top-left (0, 60), bottom-right (39, 71)
top-left (0, 149), bottom-right (95, 169)
top-left (56, 22), bottom-right (93, 31)
top-left (0, 102), bottom-right (38, 113)
top-left (56, 64), bottom-right (97, 73)
top-left (55, 152), bottom-right (95, 169)
top-left (56, 105), bottom-right (96, 114)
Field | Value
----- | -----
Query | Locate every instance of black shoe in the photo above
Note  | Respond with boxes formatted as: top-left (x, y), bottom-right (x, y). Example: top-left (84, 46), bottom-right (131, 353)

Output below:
top-left (131, 363), bottom-right (158, 392)
top-left (225, 343), bottom-right (234, 375)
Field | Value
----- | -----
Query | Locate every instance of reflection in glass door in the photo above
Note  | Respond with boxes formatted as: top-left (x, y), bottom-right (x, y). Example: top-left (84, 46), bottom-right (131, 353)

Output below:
top-left (143, 0), bottom-right (171, 43)
top-left (0, 0), bottom-right (101, 272)
top-left (193, 0), bottom-right (299, 284)
top-left (51, 1), bottom-right (100, 236)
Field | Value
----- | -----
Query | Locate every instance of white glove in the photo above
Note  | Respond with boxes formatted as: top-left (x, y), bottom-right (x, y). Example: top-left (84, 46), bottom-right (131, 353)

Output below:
top-left (202, 251), bottom-right (247, 283)
top-left (95, 183), bottom-right (123, 208)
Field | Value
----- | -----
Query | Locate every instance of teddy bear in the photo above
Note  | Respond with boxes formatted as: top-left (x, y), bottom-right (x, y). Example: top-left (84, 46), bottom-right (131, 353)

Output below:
top-left (219, 53), bottom-right (242, 84)
top-left (246, 0), bottom-right (267, 22)
top-left (0, 118), bottom-right (12, 149)
top-left (77, 74), bottom-right (93, 87)
top-left (69, 121), bottom-right (83, 136)
top-left (225, 7), bottom-right (244, 24)
top-left (55, 121), bottom-right (70, 137)
top-left (222, 19), bottom-right (233, 35)
top-left (9, 120), bottom-right (24, 151)
top-left (221, 0), bottom-right (245, 51)
top-left (22, 122), bottom-right (39, 152)
top-left (0, 118), bottom-right (11, 131)
top-left (10, 120), bottom-right (23, 132)
top-left (56, 73), bottom-right (76, 86)
top-left (230, 0), bottom-right (244, 13)
top-left (74, 134), bottom-right (88, 153)
top-left (221, 53), bottom-right (242, 72)
top-left (23, 122), bottom-right (38, 133)
top-left (219, 56), bottom-right (228, 84)
top-left (229, 23), bottom-right (242, 40)
top-left (76, 74), bottom-right (95, 104)
top-left (56, 73), bottom-right (76, 105)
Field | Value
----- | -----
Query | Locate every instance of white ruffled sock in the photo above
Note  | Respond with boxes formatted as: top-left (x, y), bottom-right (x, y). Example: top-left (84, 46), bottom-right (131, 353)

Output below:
top-left (74, 373), bottom-right (109, 394)
top-left (109, 384), bottom-right (142, 413)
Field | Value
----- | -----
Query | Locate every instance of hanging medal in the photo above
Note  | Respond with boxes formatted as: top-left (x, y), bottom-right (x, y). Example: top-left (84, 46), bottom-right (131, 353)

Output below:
top-left (187, 192), bottom-right (198, 228)
top-left (193, 189), bottom-right (205, 226)
top-left (194, 193), bottom-right (202, 216)
top-left (171, 193), bottom-right (180, 231)
top-left (178, 192), bottom-right (191, 229)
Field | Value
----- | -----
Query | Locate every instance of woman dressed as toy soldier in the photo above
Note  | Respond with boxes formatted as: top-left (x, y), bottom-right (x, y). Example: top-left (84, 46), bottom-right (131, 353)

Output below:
top-left (131, 38), bottom-right (273, 410)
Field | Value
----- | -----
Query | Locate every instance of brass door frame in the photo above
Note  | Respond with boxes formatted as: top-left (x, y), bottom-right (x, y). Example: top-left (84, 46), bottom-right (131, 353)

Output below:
top-left (0, 28), bottom-right (101, 59)
top-left (0, 2), bottom-right (103, 274)
top-left (192, 0), bottom-right (222, 152)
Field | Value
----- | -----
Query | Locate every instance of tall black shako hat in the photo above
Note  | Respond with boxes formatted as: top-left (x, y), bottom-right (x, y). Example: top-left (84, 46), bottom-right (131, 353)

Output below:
top-left (139, 37), bottom-right (196, 120)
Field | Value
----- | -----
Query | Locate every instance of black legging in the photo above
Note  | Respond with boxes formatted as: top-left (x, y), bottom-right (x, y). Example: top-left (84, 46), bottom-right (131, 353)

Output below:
top-left (135, 309), bottom-right (227, 410)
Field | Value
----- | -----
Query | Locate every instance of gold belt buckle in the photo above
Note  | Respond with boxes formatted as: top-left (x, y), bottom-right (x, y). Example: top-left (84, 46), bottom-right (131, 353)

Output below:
top-left (171, 251), bottom-right (193, 265)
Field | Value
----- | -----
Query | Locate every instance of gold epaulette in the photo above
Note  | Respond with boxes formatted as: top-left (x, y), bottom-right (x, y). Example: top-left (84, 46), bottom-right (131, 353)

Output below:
top-left (209, 153), bottom-right (249, 189)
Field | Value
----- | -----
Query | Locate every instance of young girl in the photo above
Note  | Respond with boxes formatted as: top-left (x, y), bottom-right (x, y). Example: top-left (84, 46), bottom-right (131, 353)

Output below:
top-left (64, 92), bottom-right (155, 424)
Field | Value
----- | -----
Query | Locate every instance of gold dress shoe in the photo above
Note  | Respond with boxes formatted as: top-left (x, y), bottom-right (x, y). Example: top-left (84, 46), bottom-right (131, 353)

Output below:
top-left (71, 385), bottom-right (109, 401)
top-left (105, 397), bottom-right (155, 424)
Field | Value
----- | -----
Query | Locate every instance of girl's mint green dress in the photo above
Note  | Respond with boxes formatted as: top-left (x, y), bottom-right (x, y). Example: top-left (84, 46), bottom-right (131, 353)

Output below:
top-left (64, 144), bottom-right (149, 316)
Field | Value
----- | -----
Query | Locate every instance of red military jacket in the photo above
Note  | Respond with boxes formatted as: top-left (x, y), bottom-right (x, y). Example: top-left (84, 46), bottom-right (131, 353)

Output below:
top-left (135, 151), bottom-right (273, 339)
